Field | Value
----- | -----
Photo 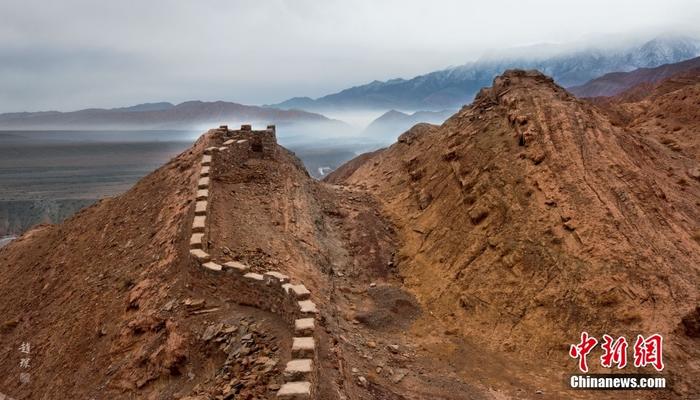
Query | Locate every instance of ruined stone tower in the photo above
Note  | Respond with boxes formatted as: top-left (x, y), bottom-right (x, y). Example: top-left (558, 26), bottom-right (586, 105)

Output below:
top-left (220, 124), bottom-right (278, 158)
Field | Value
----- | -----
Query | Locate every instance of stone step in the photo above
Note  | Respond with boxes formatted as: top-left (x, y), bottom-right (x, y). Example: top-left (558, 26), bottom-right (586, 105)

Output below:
top-left (201, 155), bottom-right (212, 165)
top-left (244, 272), bottom-right (264, 281)
top-left (223, 139), bottom-right (234, 145)
top-left (297, 300), bottom-right (318, 316)
top-left (294, 318), bottom-right (315, 336)
top-left (264, 271), bottom-right (290, 284)
top-left (291, 337), bottom-right (315, 358)
top-left (200, 166), bottom-right (210, 177)
top-left (277, 381), bottom-right (311, 399)
top-left (189, 233), bottom-right (204, 249)
top-left (284, 359), bottom-right (313, 381)
top-left (204, 146), bottom-right (218, 154)
top-left (194, 201), bottom-right (207, 215)
top-left (284, 284), bottom-right (310, 300)
top-left (196, 189), bottom-right (208, 200)
top-left (189, 249), bottom-right (210, 263)
top-left (197, 177), bottom-right (209, 189)
top-left (202, 261), bottom-right (222, 271)
top-left (192, 216), bottom-right (206, 233)
top-left (223, 260), bottom-right (249, 274)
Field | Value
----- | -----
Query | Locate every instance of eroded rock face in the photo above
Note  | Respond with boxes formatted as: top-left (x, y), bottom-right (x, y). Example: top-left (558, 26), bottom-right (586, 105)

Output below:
top-left (332, 69), bottom-right (700, 394)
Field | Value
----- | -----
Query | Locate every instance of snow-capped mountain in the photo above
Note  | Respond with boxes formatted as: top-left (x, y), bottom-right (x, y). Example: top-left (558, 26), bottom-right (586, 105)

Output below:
top-left (269, 35), bottom-right (700, 111)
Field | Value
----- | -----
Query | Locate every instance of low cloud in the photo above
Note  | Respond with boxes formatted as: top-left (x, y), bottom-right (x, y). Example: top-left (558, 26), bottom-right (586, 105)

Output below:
top-left (0, 0), bottom-right (698, 112)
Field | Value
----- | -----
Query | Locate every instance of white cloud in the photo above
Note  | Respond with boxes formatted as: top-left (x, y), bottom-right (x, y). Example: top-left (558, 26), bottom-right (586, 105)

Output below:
top-left (0, 0), bottom-right (697, 111)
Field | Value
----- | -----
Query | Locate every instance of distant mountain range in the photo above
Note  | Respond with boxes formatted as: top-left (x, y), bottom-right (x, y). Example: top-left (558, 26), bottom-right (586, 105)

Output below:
top-left (360, 53), bottom-right (700, 140)
top-left (362, 109), bottom-right (454, 140)
top-left (568, 55), bottom-right (700, 98)
top-left (5, 35), bottom-right (700, 134)
top-left (0, 100), bottom-right (348, 131)
top-left (269, 35), bottom-right (700, 112)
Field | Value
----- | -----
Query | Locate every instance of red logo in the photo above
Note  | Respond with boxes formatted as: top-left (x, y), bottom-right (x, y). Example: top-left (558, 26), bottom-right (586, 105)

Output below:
top-left (600, 334), bottom-right (628, 369)
top-left (570, 333), bottom-right (664, 372)
top-left (633, 334), bottom-right (664, 372)
top-left (569, 332), bottom-right (598, 373)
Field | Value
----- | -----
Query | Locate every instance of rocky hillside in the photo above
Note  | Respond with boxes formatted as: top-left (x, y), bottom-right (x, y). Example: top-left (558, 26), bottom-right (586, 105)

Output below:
top-left (2, 71), bottom-right (699, 399)
top-left (593, 67), bottom-right (700, 162)
top-left (569, 56), bottom-right (700, 98)
top-left (0, 125), bottom-right (491, 399)
top-left (0, 134), bottom-right (307, 399)
top-left (327, 70), bottom-right (700, 397)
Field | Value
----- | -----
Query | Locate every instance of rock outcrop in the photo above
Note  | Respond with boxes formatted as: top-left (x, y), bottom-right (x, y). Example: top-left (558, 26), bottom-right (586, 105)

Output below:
top-left (327, 69), bottom-right (700, 397)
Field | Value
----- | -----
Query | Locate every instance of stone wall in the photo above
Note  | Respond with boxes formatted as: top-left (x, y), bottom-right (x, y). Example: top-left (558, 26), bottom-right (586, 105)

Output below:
top-left (221, 124), bottom-right (278, 158)
top-left (187, 125), bottom-right (319, 399)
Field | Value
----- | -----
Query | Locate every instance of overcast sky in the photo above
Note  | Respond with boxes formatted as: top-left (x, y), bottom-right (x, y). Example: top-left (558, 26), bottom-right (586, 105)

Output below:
top-left (0, 0), bottom-right (698, 112)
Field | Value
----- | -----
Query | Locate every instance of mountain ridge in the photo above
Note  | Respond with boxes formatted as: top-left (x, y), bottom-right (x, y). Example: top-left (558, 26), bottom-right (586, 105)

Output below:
top-left (592, 66), bottom-right (700, 161)
top-left (326, 69), bottom-right (700, 397)
top-left (0, 100), bottom-right (346, 131)
top-left (270, 35), bottom-right (700, 112)
top-left (569, 55), bottom-right (700, 97)
top-left (362, 109), bottom-right (453, 140)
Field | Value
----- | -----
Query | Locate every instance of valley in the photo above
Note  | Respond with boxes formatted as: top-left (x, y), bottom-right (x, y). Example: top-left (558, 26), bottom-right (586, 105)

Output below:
top-left (0, 130), bottom-right (381, 236)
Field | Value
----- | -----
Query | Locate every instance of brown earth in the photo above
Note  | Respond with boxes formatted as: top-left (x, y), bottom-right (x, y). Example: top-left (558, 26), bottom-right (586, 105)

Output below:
top-left (202, 129), bottom-right (497, 399)
top-left (327, 70), bottom-right (700, 398)
top-left (1, 69), bottom-right (699, 400)
top-left (592, 67), bottom-right (700, 162)
top-left (0, 136), bottom-right (294, 399)
top-left (0, 127), bottom-right (499, 399)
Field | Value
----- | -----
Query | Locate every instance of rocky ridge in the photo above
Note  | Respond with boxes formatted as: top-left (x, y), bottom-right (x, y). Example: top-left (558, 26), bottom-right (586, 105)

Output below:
top-left (185, 124), bottom-right (322, 398)
top-left (327, 69), bottom-right (700, 397)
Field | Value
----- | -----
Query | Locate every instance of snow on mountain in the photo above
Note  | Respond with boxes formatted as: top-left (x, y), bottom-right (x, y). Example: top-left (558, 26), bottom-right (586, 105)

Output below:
top-left (270, 35), bottom-right (700, 112)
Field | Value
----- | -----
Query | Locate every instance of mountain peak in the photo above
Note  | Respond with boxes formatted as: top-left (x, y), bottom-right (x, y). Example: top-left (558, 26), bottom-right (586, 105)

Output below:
top-left (112, 102), bottom-right (175, 112)
top-left (472, 69), bottom-right (569, 111)
top-left (382, 109), bottom-right (407, 117)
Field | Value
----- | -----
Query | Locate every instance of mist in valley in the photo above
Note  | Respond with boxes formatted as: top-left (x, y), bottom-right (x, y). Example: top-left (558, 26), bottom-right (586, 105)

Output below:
top-left (0, 111), bottom-right (434, 238)
top-left (1, 0), bottom-right (696, 242)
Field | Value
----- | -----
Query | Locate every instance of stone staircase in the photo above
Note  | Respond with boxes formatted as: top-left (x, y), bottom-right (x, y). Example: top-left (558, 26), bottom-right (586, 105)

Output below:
top-left (187, 125), bottom-right (319, 399)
